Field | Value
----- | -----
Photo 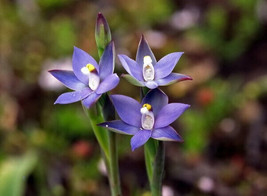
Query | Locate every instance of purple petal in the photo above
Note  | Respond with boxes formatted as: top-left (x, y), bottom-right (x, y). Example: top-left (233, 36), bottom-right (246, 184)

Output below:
top-left (49, 70), bottom-right (87, 91)
top-left (99, 42), bottom-right (115, 80)
top-left (98, 120), bottom-right (139, 135)
top-left (145, 81), bottom-right (158, 89)
top-left (54, 88), bottom-right (91, 104)
top-left (118, 54), bottom-right (143, 82)
top-left (111, 94), bottom-right (142, 127)
top-left (141, 88), bottom-right (168, 116)
top-left (72, 47), bottom-right (99, 84)
top-left (131, 129), bottom-right (152, 151)
top-left (96, 74), bottom-right (119, 94)
top-left (152, 126), bottom-right (183, 141)
top-left (154, 52), bottom-right (184, 79)
top-left (136, 35), bottom-right (157, 66)
top-left (154, 103), bottom-right (190, 128)
top-left (156, 73), bottom-right (192, 86)
top-left (82, 92), bottom-right (101, 108)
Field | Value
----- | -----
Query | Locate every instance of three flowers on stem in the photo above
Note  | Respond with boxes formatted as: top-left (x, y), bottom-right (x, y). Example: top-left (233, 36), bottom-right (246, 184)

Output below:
top-left (49, 34), bottom-right (191, 150)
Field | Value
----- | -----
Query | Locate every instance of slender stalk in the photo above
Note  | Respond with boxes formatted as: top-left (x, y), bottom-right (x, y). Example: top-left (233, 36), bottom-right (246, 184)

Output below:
top-left (86, 106), bottom-right (110, 160)
top-left (108, 131), bottom-right (121, 196)
top-left (97, 100), bottom-right (121, 196)
top-left (151, 141), bottom-right (165, 196)
top-left (144, 139), bottom-right (158, 188)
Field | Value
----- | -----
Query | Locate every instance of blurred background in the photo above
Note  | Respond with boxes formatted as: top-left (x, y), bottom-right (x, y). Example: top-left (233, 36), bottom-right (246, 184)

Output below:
top-left (0, 0), bottom-right (267, 195)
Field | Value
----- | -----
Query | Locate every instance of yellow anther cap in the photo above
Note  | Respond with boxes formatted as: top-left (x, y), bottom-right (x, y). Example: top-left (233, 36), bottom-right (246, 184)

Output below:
top-left (142, 103), bottom-right (152, 111)
top-left (86, 64), bottom-right (95, 72)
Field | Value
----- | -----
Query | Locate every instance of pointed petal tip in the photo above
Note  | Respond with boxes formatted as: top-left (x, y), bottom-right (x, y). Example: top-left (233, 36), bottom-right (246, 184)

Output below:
top-left (96, 12), bottom-right (105, 21)
top-left (182, 75), bottom-right (193, 81)
top-left (48, 69), bottom-right (59, 73)
top-left (140, 34), bottom-right (147, 43)
top-left (131, 146), bottom-right (137, 151)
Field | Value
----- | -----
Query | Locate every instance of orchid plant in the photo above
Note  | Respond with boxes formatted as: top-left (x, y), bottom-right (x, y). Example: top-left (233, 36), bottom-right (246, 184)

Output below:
top-left (50, 12), bottom-right (191, 196)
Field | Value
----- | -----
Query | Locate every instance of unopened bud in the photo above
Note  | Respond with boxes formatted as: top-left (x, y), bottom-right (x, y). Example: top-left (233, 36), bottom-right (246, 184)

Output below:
top-left (95, 12), bottom-right (112, 57)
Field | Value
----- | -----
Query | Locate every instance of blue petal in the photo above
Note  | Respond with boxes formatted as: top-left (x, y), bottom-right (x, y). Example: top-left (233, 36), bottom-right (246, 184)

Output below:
top-left (99, 41), bottom-right (115, 80)
top-left (82, 92), bottom-right (101, 108)
top-left (49, 70), bottom-right (87, 90)
top-left (98, 120), bottom-right (139, 135)
top-left (111, 94), bottom-right (142, 127)
top-left (96, 74), bottom-right (119, 94)
top-left (72, 47), bottom-right (99, 84)
top-left (130, 129), bottom-right (152, 151)
top-left (154, 103), bottom-right (190, 128)
top-left (156, 73), bottom-right (192, 86)
top-left (136, 35), bottom-right (157, 66)
top-left (141, 88), bottom-right (168, 116)
top-left (54, 88), bottom-right (91, 104)
top-left (118, 54), bottom-right (144, 82)
top-left (154, 52), bottom-right (184, 79)
top-left (152, 126), bottom-right (183, 141)
top-left (145, 81), bottom-right (158, 89)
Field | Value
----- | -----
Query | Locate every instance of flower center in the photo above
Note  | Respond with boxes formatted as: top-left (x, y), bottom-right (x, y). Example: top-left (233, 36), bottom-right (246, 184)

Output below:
top-left (143, 56), bottom-right (154, 81)
top-left (140, 103), bottom-right (154, 130)
top-left (81, 64), bottom-right (100, 91)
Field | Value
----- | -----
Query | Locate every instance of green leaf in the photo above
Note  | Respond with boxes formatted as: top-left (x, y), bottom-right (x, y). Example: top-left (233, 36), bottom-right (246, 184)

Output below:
top-left (83, 104), bottom-right (110, 160)
top-left (122, 74), bottom-right (144, 87)
top-left (0, 152), bottom-right (37, 196)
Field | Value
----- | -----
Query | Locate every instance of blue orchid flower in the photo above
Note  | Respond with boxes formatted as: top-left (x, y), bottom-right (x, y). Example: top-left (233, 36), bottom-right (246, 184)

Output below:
top-left (98, 88), bottom-right (190, 151)
top-left (49, 41), bottom-right (119, 108)
top-left (118, 35), bottom-right (192, 89)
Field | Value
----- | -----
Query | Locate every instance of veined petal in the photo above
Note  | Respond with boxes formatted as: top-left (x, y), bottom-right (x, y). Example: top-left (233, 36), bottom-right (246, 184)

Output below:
top-left (154, 103), bottom-right (190, 128)
top-left (154, 52), bottom-right (184, 79)
top-left (118, 54), bottom-right (143, 82)
top-left (121, 74), bottom-right (145, 87)
top-left (156, 73), bottom-right (192, 86)
top-left (82, 92), bottom-right (101, 108)
top-left (130, 129), bottom-right (152, 151)
top-left (111, 94), bottom-right (142, 127)
top-left (145, 81), bottom-right (158, 89)
top-left (96, 74), bottom-right (119, 94)
top-left (136, 35), bottom-right (157, 66)
top-left (72, 47), bottom-right (99, 84)
top-left (98, 120), bottom-right (138, 135)
top-left (54, 88), bottom-right (91, 104)
top-left (49, 70), bottom-right (87, 90)
top-left (152, 126), bottom-right (183, 141)
top-left (141, 88), bottom-right (168, 116)
top-left (99, 41), bottom-right (115, 80)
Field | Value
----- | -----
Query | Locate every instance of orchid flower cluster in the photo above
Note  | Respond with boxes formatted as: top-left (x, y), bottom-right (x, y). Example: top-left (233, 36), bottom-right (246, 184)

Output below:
top-left (49, 13), bottom-right (191, 196)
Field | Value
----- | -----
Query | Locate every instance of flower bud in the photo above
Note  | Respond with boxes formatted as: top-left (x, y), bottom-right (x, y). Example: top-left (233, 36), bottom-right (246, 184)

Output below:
top-left (95, 12), bottom-right (112, 57)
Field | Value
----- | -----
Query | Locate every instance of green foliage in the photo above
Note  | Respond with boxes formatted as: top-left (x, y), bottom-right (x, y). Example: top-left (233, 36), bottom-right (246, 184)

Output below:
top-left (45, 106), bottom-right (92, 139)
top-left (37, 0), bottom-right (71, 9)
top-left (193, 0), bottom-right (259, 60)
top-left (0, 152), bottom-right (37, 196)
top-left (50, 18), bottom-right (76, 57)
top-left (182, 80), bottom-right (239, 154)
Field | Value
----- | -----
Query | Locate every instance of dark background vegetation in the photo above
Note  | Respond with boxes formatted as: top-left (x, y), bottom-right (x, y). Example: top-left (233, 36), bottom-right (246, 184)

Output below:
top-left (0, 0), bottom-right (267, 195)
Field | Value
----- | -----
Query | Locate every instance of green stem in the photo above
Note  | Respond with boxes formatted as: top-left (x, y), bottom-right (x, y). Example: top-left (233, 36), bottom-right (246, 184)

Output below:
top-left (96, 100), bottom-right (121, 196)
top-left (86, 106), bottom-right (110, 160)
top-left (108, 131), bottom-right (121, 196)
top-left (144, 139), bottom-right (158, 188)
top-left (151, 141), bottom-right (165, 196)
